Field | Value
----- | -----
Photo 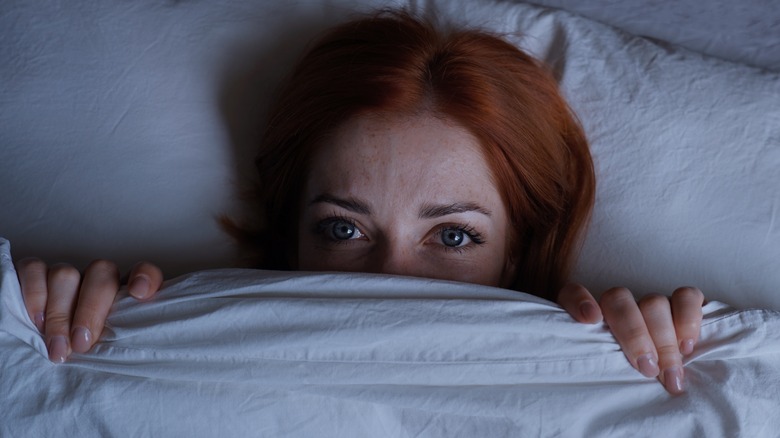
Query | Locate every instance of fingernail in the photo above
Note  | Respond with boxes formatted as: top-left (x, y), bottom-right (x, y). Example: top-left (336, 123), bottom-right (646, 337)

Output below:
top-left (664, 366), bottom-right (685, 394)
top-left (680, 339), bottom-right (695, 356)
top-left (637, 353), bottom-right (660, 377)
top-left (47, 336), bottom-right (69, 363)
top-left (33, 312), bottom-right (45, 332)
top-left (71, 326), bottom-right (92, 353)
top-left (579, 301), bottom-right (600, 322)
top-left (129, 275), bottom-right (151, 299)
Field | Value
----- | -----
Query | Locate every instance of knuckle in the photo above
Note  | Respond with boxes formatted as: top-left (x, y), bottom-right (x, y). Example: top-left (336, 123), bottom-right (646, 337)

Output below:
top-left (44, 313), bottom-right (72, 333)
top-left (87, 259), bottom-right (119, 276)
top-left (638, 294), bottom-right (669, 311)
top-left (16, 257), bottom-right (46, 271)
top-left (48, 264), bottom-right (81, 285)
top-left (133, 261), bottom-right (154, 271)
top-left (677, 319), bottom-right (701, 334)
top-left (72, 296), bottom-right (112, 329)
top-left (624, 327), bottom-right (647, 345)
top-left (601, 287), bottom-right (632, 302)
top-left (600, 287), bottom-right (635, 312)
top-left (673, 286), bottom-right (704, 303)
top-left (557, 283), bottom-right (589, 304)
top-left (568, 283), bottom-right (590, 298)
top-left (562, 282), bottom-right (586, 293)
top-left (621, 328), bottom-right (652, 353)
top-left (74, 299), bottom-right (103, 316)
top-left (132, 261), bottom-right (162, 281)
top-left (73, 313), bottom-right (102, 333)
top-left (656, 345), bottom-right (683, 366)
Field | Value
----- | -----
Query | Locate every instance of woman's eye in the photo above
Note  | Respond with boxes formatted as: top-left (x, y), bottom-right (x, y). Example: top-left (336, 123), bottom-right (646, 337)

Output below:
top-left (434, 225), bottom-right (485, 252)
top-left (331, 221), bottom-right (358, 240)
top-left (318, 218), bottom-right (365, 241)
top-left (440, 228), bottom-right (469, 247)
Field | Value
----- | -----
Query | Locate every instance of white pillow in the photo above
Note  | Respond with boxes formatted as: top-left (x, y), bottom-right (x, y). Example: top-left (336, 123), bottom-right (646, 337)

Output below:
top-left (526, 4), bottom-right (780, 310)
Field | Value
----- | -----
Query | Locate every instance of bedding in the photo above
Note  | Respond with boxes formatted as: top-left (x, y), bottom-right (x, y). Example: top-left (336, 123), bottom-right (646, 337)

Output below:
top-left (1, 0), bottom-right (778, 310)
top-left (2, 238), bottom-right (780, 436)
top-left (2, 2), bottom-right (780, 435)
top-left (523, 0), bottom-right (780, 71)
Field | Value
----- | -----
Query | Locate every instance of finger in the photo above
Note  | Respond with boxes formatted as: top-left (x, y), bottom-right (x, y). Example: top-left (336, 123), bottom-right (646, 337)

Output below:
top-left (639, 294), bottom-right (685, 395)
top-left (44, 264), bottom-right (81, 363)
top-left (70, 260), bottom-right (120, 354)
top-left (127, 262), bottom-right (163, 300)
top-left (557, 283), bottom-right (603, 324)
top-left (16, 257), bottom-right (48, 332)
top-left (671, 286), bottom-right (705, 356)
top-left (600, 287), bottom-right (659, 378)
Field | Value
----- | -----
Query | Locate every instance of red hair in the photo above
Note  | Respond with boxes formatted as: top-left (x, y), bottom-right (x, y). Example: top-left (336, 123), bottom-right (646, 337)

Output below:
top-left (223, 10), bottom-right (595, 299)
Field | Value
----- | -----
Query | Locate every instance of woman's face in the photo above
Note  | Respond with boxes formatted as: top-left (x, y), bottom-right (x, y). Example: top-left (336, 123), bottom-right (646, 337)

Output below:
top-left (297, 112), bottom-right (515, 287)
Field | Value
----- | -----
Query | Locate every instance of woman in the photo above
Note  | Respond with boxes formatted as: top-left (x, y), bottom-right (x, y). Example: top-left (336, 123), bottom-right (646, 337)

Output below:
top-left (16, 10), bottom-right (702, 395)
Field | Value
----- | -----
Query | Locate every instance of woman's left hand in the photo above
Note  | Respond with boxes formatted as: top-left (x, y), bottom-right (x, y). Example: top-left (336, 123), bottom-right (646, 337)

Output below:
top-left (557, 284), bottom-right (705, 395)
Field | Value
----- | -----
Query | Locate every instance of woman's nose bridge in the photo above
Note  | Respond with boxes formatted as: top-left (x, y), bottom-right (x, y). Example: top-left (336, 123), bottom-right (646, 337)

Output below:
top-left (373, 239), bottom-right (416, 276)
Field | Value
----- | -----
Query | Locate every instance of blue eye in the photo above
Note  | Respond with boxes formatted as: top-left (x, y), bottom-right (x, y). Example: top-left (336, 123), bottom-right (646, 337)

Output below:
top-left (316, 217), bottom-right (365, 242)
top-left (441, 228), bottom-right (467, 247)
top-left (435, 225), bottom-right (485, 252)
top-left (331, 220), bottom-right (357, 240)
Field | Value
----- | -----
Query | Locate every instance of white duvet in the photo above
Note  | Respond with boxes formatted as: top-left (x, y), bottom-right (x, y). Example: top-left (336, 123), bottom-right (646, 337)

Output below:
top-left (2, 239), bottom-right (779, 437)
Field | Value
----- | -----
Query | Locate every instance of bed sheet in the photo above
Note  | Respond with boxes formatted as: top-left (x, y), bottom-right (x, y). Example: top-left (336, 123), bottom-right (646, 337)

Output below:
top-left (2, 238), bottom-right (780, 436)
top-left (1, 0), bottom-right (779, 309)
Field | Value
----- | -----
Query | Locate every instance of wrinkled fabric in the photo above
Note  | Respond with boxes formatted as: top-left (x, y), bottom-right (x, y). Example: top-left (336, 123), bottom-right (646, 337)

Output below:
top-left (2, 239), bottom-right (779, 437)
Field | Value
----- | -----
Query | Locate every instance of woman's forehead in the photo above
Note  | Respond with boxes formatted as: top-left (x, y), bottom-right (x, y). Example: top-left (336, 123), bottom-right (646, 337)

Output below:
top-left (311, 113), bottom-right (491, 179)
top-left (302, 112), bottom-right (505, 217)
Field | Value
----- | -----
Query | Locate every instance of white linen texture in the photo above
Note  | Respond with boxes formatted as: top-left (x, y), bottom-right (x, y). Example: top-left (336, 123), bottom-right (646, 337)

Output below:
top-left (2, 238), bottom-right (779, 437)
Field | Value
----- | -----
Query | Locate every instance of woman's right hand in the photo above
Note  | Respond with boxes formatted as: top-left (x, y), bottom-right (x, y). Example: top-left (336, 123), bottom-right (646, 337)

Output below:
top-left (558, 283), bottom-right (704, 395)
top-left (15, 258), bottom-right (164, 363)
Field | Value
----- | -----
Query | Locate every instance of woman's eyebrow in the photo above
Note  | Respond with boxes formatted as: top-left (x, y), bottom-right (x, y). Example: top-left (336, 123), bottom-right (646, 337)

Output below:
top-left (418, 202), bottom-right (492, 219)
top-left (309, 194), bottom-right (372, 215)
